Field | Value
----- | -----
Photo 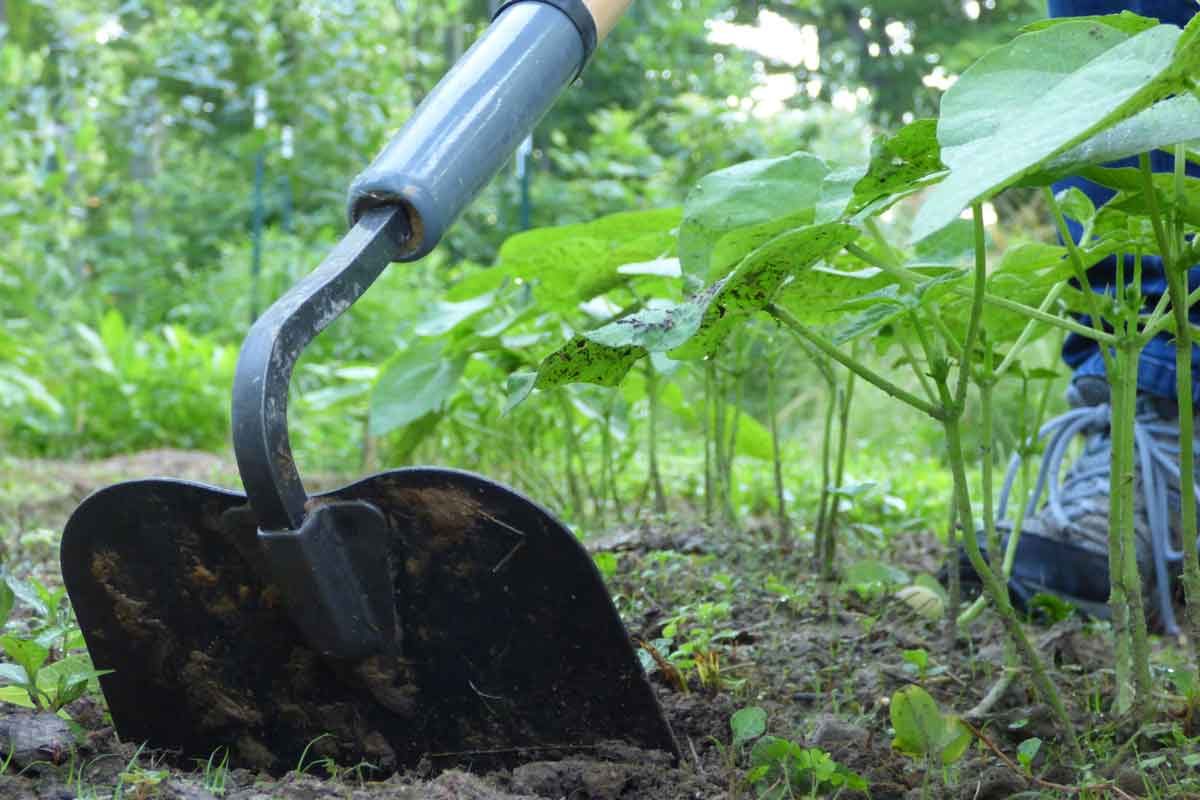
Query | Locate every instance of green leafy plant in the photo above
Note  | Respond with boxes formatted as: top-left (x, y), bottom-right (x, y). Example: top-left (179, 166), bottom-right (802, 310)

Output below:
top-left (660, 601), bottom-right (745, 691)
top-left (889, 685), bottom-right (972, 766)
top-left (1017, 737), bottom-right (1043, 775)
top-left (0, 576), bottom-right (107, 713)
top-left (730, 706), bottom-right (868, 800)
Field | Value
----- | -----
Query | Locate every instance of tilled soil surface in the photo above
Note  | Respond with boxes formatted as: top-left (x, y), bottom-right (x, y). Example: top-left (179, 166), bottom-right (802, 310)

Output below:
top-left (2, 455), bottom-right (1199, 799)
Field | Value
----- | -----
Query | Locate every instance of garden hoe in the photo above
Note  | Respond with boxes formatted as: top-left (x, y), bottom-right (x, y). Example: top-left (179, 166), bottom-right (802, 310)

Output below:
top-left (60, 0), bottom-right (678, 775)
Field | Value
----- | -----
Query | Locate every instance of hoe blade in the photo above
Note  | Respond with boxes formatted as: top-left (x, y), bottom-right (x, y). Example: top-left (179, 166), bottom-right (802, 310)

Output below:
top-left (61, 468), bottom-right (676, 773)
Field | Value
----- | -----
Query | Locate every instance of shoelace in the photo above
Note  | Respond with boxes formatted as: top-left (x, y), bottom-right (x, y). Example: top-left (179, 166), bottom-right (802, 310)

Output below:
top-left (996, 401), bottom-right (1200, 635)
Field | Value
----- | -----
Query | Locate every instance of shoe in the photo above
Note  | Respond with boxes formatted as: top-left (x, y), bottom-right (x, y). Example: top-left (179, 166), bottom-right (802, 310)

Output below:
top-left (954, 376), bottom-right (1200, 634)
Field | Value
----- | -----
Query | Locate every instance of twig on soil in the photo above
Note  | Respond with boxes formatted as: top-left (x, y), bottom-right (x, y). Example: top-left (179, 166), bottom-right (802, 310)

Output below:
top-left (962, 721), bottom-right (1138, 799)
top-left (964, 669), bottom-right (1015, 720)
top-left (687, 736), bottom-right (705, 774)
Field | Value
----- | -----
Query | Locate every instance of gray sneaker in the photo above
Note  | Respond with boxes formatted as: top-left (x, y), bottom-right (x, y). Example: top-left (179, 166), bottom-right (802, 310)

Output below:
top-left (978, 377), bottom-right (1199, 634)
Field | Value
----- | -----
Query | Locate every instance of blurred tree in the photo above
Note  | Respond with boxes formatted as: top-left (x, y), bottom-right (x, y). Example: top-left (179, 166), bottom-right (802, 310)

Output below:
top-left (725, 0), bottom-right (1042, 123)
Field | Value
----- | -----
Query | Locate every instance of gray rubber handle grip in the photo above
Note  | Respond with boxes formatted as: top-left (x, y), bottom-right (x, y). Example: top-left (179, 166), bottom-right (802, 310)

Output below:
top-left (346, 1), bottom-right (596, 261)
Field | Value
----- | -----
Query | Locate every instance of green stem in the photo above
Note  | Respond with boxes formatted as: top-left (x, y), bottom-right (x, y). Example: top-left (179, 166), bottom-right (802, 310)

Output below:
top-left (942, 405), bottom-right (1082, 762)
top-left (933, 206), bottom-right (1082, 758)
top-left (824, 360), bottom-right (857, 582)
top-left (865, 217), bottom-right (905, 267)
top-left (952, 285), bottom-right (1118, 345)
top-left (1108, 333), bottom-right (1147, 719)
top-left (767, 353), bottom-right (790, 540)
top-left (1166, 145), bottom-right (1200, 665)
top-left (1106, 339), bottom-right (1136, 716)
top-left (815, 377), bottom-right (837, 573)
top-left (768, 305), bottom-right (943, 420)
top-left (703, 362), bottom-right (714, 525)
top-left (647, 360), bottom-right (667, 515)
top-left (899, 332), bottom-right (938, 403)
top-left (845, 243), bottom-right (919, 288)
top-left (994, 282), bottom-right (1068, 378)
top-left (1142, 282), bottom-right (1200, 339)
top-left (953, 205), bottom-right (988, 408)
top-left (1044, 186), bottom-right (1118, 377)
top-left (942, 493), bottom-right (960, 648)
top-left (979, 341), bottom-right (999, 568)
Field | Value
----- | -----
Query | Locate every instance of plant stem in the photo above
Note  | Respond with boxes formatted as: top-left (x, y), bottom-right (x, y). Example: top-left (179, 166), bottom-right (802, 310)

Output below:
top-left (766, 351), bottom-right (790, 540)
top-left (979, 339), bottom-right (999, 568)
top-left (953, 205), bottom-right (988, 409)
top-left (1116, 333), bottom-right (1154, 720)
top-left (646, 360), bottom-right (667, 515)
top-left (845, 243), bottom-right (919, 288)
top-left (768, 305), bottom-right (943, 419)
top-left (815, 374), bottom-right (837, 572)
top-left (951, 285), bottom-right (1118, 345)
top-left (1044, 186), bottom-right (1118, 376)
top-left (899, 331), bottom-right (938, 403)
top-left (1106, 341), bottom-right (1136, 716)
top-left (941, 405), bottom-right (1082, 762)
top-left (1163, 145), bottom-right (1200, 663)
top-left (703, 361), bottom-right (714, 525)
top-left (936, 203), bottom-right (1081, 759)
top-left (994, 281), bottom-right (1068, 377)
top-left (824, 359), bottom-right (857, 582)
top-left (942, 493), bottom-right (960, 650)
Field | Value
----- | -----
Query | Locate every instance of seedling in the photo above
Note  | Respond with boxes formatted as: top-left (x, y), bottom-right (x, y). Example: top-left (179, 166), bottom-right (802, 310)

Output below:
top-left (1017, 737), bottom-right (1042, 775)
top-left (729, 706), bottom-right (867, 800)
top-left (889, 685), bottom-right (972, 767)
top-left (660, 601), bottom-right (746, 692)
top-left (0, 575), bottom-right (107, 712)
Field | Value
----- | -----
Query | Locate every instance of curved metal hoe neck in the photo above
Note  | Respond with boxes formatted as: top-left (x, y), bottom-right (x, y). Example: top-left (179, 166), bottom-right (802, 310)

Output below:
top-left (232, 207), bottom-right (409, 532)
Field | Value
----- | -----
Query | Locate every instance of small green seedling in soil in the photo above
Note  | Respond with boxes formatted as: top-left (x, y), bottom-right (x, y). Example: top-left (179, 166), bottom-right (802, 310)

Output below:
top-left (901, 648), bottom-right (930, 680)
top-left (661, 601), bottom-right (746, 691)
top-left (1017, 737), bottom-right (1042, 775)
top-left (890, 685), bottom-right (972, 795)
top-left (200, 748), bottom-right (231, 797)
top-left (839, 559), bottom-right (909, 604)
top-left (730, 706), bottom-right (868, 800)
top-left (0, 577), bottom-right (108, 713)
top-left (763, 575), bottom-right (808, 615)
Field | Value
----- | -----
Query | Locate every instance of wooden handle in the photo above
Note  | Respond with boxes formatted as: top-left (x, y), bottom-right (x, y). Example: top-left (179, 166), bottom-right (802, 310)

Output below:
top-left (585, 0), bottom-right (633, 41)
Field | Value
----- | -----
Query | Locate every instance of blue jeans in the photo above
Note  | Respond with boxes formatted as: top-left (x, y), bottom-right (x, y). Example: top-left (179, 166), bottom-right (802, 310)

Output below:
top-left (1049, 0), bottom-right (1200, 402)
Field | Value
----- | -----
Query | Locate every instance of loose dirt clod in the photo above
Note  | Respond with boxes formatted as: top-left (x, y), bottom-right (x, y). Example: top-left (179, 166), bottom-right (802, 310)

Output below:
top-left (0, 712), bottom-right (73, 768)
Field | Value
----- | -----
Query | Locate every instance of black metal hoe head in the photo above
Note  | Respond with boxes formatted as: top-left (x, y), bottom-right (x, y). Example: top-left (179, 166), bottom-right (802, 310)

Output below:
top-left (60, 0), bottom-right (676, 775)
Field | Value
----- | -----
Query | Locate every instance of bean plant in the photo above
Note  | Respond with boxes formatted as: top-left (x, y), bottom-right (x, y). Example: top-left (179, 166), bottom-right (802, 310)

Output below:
top-left (484, 12), bottom-right (1200, 762)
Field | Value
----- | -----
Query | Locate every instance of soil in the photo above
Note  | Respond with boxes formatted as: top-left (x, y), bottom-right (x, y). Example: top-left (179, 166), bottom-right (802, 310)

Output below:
top-left (1, 453), bottom-right (1199, 799)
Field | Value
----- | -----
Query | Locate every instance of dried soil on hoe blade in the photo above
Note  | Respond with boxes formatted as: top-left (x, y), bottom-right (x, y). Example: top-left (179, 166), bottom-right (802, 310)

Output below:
top-left (59, 467), bottom-right (676, 775)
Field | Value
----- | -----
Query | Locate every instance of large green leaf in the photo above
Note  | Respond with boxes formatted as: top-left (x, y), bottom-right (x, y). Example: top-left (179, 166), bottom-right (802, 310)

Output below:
top-left (678, 152), bottom-right (831, 280)
top-left (369, 341), bottom-right (467, 436)
top-left (849, 119), bottom-right (945, 217)
top-left (1027, 95), bottom-right (1200, 186)
top-left (912, 19), bottom-right (1196, 241)
top-left (467, 208), bottom-right (682, 310)
top-left (528, 223), bottom-right (858, 391)
top-left (413, 292), bottom-right (495, 337)
top-left (1021, 10), bottom-right (1160, 35)
top-left (774, 265), bottom-right (895, 329)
